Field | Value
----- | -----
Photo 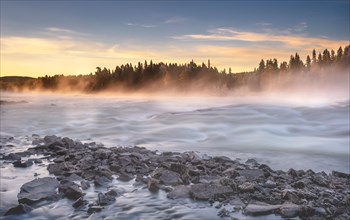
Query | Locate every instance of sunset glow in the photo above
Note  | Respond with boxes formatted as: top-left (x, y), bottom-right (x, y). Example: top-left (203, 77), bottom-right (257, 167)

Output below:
top-left (1, 1), bottom-right (349, 77)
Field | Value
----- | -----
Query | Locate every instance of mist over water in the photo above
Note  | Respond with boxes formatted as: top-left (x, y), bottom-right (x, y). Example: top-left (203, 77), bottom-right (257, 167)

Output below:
top-left (1, 81), bottom-right (349, 173)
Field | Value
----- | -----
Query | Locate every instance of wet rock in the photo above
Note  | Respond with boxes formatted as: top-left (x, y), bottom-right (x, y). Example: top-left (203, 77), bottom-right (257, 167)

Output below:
top-left (282, 189), bottom-right (300, 204)
top-left (81, 180), bottom-right (90, 190)
top-left (167, 185), bottom-right (190, 199)
top-left (238, 169), bottom-right (264, 181)
top-left (245, 202), bottom-right (281, 216)
top-left (159, 170), bottom-right (182, 186)
top-left (47, 162), bottom-right (68, 175)
top-left (87, 205), bottom-right (103, 214)
top-left (293, 180), bottom-right (306, 189)
top-left (313, 174), bottom-right (329, 187)
top-left (117, 171), bottom-right (134, 181)
top-left (190, 183), bottom-right (234, 201)
top-left (279, 202), bottom-right (300, 218)
top-left (17, 177), bottom-right (60, 204)
top-left (265, 180), bottom-right (276, 188)
top-left (60, 183), bottom-right (83, 200)
top-left (217, 207), bottom-right (231, 217)
top-left (98, 192), bottom-right (116, 206)
top-left (4, 204), bottom-right (33, 216)
top-left (72, 197), bottom-right (88, 208)
top-left (214, 156), bottom-right (232, 163)
top-left (147, 177), bottom-right (160, 192)
top-left (94, 175), bottom-right (111, 186)
top-left (13, 160), bottom-right (33, 168)
top-left (332, 171), bottom-right (350, 179)
top-left (238, 182), bottom-right (255, 192)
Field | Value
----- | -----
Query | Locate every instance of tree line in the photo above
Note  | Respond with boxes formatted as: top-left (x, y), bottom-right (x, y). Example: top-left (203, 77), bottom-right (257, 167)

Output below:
top-left (1, 45), bottom-right (349, 94)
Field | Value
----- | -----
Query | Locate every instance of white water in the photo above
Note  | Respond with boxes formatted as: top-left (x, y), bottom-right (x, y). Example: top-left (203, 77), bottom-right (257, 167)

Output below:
top-left (0, 92), bottom-right (349, 219)
top-left (1, 92), bottom-right (349, 173)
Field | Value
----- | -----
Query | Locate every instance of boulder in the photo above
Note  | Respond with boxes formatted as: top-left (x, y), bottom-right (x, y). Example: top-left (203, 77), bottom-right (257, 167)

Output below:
top-left (167, 185), bottom-right (190, 199)
top-left (238, 182), bottom-right (256, 192)
top-left (94, 176), bottom-right (111, 186)
top-left (159, 170), bottom-right (182, 186)
top-left (244, 202), bottom-right (281, 216)
top-left (13, 160), bottom-right (33, 168)
top-left (4, 204), bottom-right (33, 216)
top-left (47, 162), bottom-right (69, 175)
top-left (17, 177), bottom-right (60, 204)
top-left (279, 203), bottom-right (301, 218)
top-left (98, 192), bottom-right (116, 206)
top-left (238, 169), bottom-right (264, 181)
top-left (190, 183), bottom-right (234, 201)
top-left (147, 177), bottom-right (160, 192)
top-left (72, 197), bottom-right (88, 209)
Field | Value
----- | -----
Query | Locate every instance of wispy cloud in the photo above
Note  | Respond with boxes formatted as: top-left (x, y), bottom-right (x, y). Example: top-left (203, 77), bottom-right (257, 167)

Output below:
top-left (173, 26), bottom-right (347, 50)
top-left (46, 27), bottom-right (88, 35)
top-left (125, 22), bottom-right (156, 28)
top-left (163, 17), bottom-right (187, 24)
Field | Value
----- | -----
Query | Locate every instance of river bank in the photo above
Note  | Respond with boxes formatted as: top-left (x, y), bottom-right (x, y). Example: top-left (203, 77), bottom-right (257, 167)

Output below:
top-left (1, 135), bottom-right (349, 219)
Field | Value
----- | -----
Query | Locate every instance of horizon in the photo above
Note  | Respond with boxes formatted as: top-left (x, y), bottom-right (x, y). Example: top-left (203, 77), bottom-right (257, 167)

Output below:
top-left (1, 1), bottom-right (349, 77)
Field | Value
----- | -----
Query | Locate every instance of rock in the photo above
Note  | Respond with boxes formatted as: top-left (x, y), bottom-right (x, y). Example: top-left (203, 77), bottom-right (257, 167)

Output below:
top-left (293, 180), bottom-right (306, 189)
top-left (265, 180), bottom-right (276, 188)
top-left (279, 203), bottom-right (300, 218)
top-left (147, 177), bottom-right (160, 192)
top-left (238, 182), bottom-right (255, 192)
top-left (117, 171), bottom-right (134, 181)
top-left (94, 175), bottom-right (111, 186)
top-left (72, 197), bottom-right (88, 208)
top-left (238, 169), bottom-right (264, 181)
top-left (332, 171), bottom-right (350, 179)
top-left (47, 162), bottom-right (68, 175)
top-left (87, 205), bottom-right (103, 214)
top-left (282, 189), bottom-right (299, 204)
top-left (190, 183), bottom-right (234, 201)
top-left (13, 160), bottom-right (33, 168)
top-left (244, 202), bottom-right (281, 216)
top-left (214, 156), bottom-right (233, 163)
top-left (167, 185), bottom-right (190, 199)
top-left (62, 184), bottom-right (83, 200)
top-left (81, 180), bottom-right (90, 190)
top-left (98, 192), bottom-right (116, 206)
top-left (217, 207), bottom-right (231, 217)
top-left (17, 177), bottom-right (60, 204)
top-left (313, 174), bottom-right (329, 187)
top-left (4, 204), bottom-right (33, 216)
top-left (159, 170), bottom-right (182, 186)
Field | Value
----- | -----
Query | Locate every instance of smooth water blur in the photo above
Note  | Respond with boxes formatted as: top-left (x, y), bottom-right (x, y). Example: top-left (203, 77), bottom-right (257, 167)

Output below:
top-left (1, 92), bottom-right (349, 219)
top-left (1, 92), bottom-right (349, 173)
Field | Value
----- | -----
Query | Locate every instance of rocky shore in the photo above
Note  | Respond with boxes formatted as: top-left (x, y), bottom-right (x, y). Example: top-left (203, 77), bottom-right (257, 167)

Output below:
top-left (1, 135), bottom-right (349, 219)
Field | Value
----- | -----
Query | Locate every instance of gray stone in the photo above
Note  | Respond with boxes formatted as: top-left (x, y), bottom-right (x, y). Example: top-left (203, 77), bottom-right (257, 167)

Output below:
top-left (167, 185), bottom-right (190, 199)
top-left (147, 177), bottom-right (160, 192)
top-left (63, 184), bottom-right (83, 200)
top-left (238, 182), bottom-right (255, 192)
top-left (47, 162), bottom-right (68, 175)
top-left (265, 180), bottom-right (277, 188)
top-left (244, 202), bottom-right (281, 216)
top-left (72, 197), bottom-right (88, 208)
top-left (190, 183), bottom-right (234, 201)
top-left (13, 160), bottom-right (33, 168)
top-left (238, 169), bottom-right (264, 181)
top-left (94, 175), bottom-right (111, 186)
top-left (159, 170), bottom-right (182, 186)
top-left (87, 205), bottom-right (103, 213)
top-left (279, 203), bottom-right (300, 218)
top-left (4, 204), bottom-right (33, 216)
top-left (17, 177), bottom-right (59, 204)
top-left (98, 192), bottom-right (116, 206)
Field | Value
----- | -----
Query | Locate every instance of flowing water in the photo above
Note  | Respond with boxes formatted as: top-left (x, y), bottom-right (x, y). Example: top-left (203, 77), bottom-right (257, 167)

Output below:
top-left (0, 92), bottom-right (349, 219)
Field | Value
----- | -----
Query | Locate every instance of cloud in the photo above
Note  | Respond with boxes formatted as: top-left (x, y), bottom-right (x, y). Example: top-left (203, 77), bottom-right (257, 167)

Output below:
top-left (46, 27), bottom-right (88, 35)
top-left (125, 22), bottom-right (156, 28)
top-left (163, 17), bottom-right (187, 24)
top-left (173, 27), bottom-right (348, 51)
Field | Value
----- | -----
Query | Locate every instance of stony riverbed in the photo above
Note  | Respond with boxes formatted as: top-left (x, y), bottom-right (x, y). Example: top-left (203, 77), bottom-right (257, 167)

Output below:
top-left (1, 135), bottom-right (349, 219)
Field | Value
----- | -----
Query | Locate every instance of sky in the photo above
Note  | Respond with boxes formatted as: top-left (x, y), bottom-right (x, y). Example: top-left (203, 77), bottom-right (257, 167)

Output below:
top-left (1, 0), bottom-right (349, 77)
